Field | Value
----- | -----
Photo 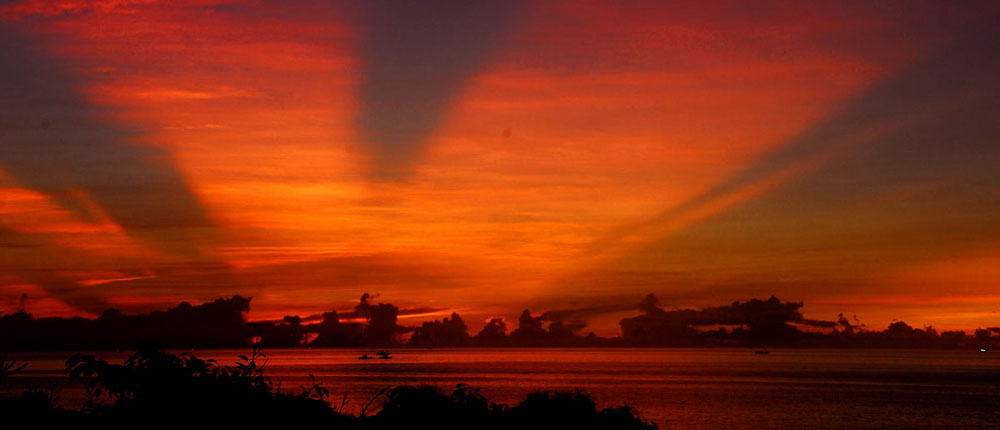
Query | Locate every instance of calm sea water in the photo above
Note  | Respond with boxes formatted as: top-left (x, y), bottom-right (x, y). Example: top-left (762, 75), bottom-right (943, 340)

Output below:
top-left (8, 348), bottom-right (1000, 429)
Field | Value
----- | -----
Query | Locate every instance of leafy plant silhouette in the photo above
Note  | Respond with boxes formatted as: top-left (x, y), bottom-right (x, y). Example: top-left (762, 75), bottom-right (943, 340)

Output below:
top-left (0, 352), bottom-right (27, 386)
top-left (62, 325), bottom-right (343, 424)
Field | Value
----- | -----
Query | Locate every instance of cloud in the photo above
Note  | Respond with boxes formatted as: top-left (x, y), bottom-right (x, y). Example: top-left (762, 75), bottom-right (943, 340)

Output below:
top-left (356, 0), bottom-right (521, 180)
top-left (0, 22), bottom-right (236, 311)
top-left (559, 12), bottom-right (1000, 305)
top-left (0, 222), bottom-right (111, 313)
top-left (595, 11), bottom-right (1000, 253)
top-left (0, 23), bottom-right (218, 258)
top-left (541, 303), bottom-right (636, 323)
top-left (0, 0), bottom-right (157, 20)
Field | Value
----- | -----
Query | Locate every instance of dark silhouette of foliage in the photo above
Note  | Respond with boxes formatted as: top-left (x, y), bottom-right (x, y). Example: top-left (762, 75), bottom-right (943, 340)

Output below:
top-left (366, 384), bottom-right (657, 430)
top-left (355, 292), bottom-right (405, 347)
top-left (510, 390), bottom-right (656, 430)
top-left (474, 317), bottom-right (509, 346)
top-left (0, 352), bottom-right (27, 386)
top-left (311, 310), bottom-right (365, 347)
top-left (408, 312), bottom-right (472, 347)
top-left (255, 315), bottom-right (308, 348)
top-left (3, 292), bottom-right (995, 350)
top-left (1, 351), bottom-right (86, 424)
top-left (0, 295), bottom-right (251, 350)
top-left (58, 332), bottom-right (346, 425)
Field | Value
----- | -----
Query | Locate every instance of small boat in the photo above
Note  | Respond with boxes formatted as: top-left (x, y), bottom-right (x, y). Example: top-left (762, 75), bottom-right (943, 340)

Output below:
top-left (358, 353), bottom-right (373, 360)
top-left (980, 348), bottom-right (988, 353)
top-left (376, 351), bottom-right (392, 359)
top-left (754, 350), bottom-right (769, 355)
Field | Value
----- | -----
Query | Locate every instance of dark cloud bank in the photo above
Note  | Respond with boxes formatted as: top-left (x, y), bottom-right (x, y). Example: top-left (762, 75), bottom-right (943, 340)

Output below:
top-left (3, 293), bottom-right (997, 351)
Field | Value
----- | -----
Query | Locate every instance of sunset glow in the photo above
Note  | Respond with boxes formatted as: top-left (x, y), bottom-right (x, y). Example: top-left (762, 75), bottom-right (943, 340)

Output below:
top-left (2, 0), bottom-right (998, 336)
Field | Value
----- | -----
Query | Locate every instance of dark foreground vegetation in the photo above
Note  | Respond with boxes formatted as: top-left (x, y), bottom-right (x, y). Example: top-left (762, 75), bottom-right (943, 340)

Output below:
top-left (0, 340), bottom-right (657, 429)
top-left (4, 292), bottom-right (999, 350)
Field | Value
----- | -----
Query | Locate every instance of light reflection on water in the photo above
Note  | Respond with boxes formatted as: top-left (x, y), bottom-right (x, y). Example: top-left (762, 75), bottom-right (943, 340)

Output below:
top-left (9, 348), bottom-right (1000, 429)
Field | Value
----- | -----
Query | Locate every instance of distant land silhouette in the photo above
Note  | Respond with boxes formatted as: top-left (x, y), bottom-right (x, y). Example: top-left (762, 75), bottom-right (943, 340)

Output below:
top-left (2, 293), bottom-right (998, 351)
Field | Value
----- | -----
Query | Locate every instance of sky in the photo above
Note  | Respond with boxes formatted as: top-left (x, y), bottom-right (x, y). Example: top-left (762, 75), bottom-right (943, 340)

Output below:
top-left (0, 0), bottom-right (998, 336)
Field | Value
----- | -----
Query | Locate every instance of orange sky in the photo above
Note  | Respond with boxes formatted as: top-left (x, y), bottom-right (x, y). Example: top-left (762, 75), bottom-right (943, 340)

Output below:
top-left (1, 0), bottom-right (998, 336)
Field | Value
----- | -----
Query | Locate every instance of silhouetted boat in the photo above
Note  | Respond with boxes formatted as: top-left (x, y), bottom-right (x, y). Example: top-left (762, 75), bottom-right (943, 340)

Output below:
top-left (376, 351), bottom-right (392, 359)
top-left (358, 353), bottom-right (373, 360)
top-left (754, 350), bottom-right (769, 355)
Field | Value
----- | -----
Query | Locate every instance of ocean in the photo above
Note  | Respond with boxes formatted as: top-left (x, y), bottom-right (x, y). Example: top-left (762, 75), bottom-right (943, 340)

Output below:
top-left (8, 348), bottom-right (1000, 429)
